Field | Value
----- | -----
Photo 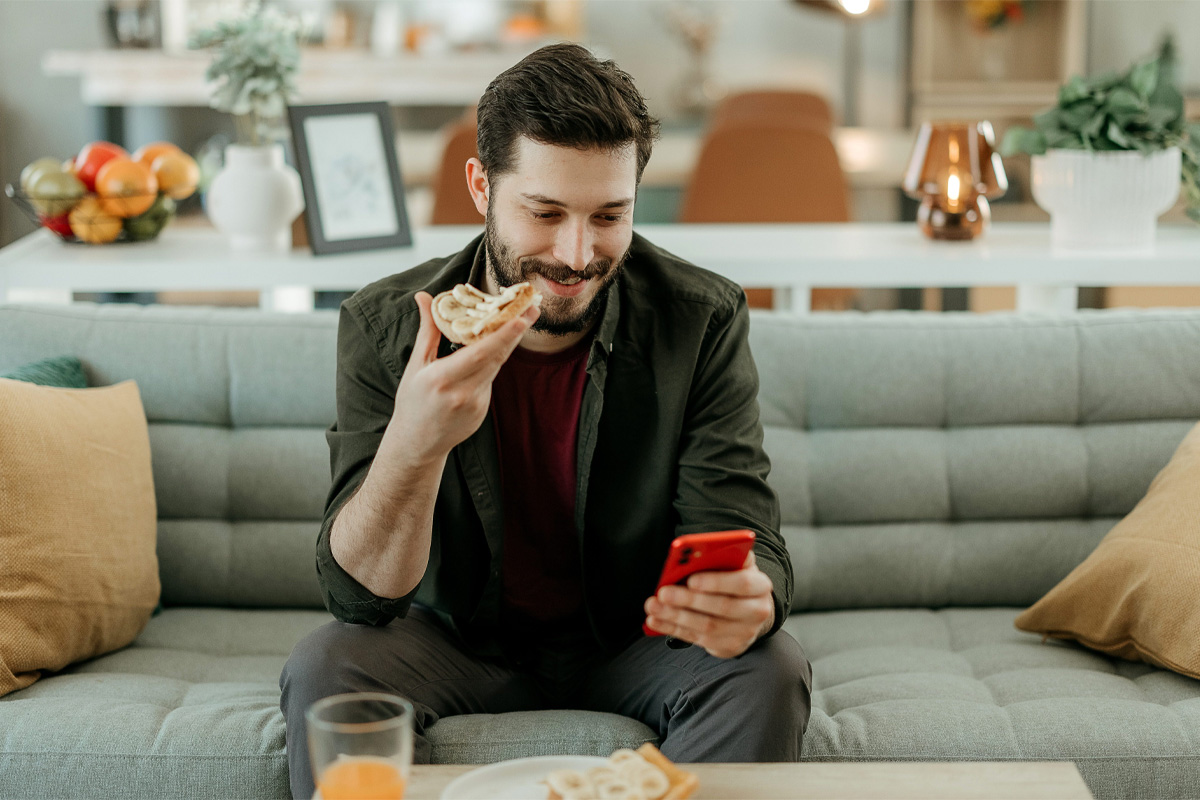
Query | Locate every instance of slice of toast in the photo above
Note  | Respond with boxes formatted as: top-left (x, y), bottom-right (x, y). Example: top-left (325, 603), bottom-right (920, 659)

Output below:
top-left (430, 282), bottom-right (540, 345)
top-left (543, 743), bottom-right (698, 800)
top-left (636, 743), bottom-right (699, 800)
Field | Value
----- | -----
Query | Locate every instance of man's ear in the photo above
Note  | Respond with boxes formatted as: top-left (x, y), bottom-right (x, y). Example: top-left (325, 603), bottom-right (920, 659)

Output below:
top-left (465, 158), bottom-right (489, 218)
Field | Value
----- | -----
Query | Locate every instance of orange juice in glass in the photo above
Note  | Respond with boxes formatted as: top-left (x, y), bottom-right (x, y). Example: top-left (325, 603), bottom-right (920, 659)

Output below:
top-left (307, 692), bottom-right (413, 800)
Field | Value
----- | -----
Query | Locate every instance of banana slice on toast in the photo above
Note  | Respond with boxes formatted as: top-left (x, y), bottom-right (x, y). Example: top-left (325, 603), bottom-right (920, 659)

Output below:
top-left (544, 743), bottom-right (698, 800)
top-left (430, 281), bottom-right (542, 345)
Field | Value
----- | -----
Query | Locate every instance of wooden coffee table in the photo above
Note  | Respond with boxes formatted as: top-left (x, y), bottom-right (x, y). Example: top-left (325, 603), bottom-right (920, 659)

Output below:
top-left (405, 760), bottom-right (1095, 799)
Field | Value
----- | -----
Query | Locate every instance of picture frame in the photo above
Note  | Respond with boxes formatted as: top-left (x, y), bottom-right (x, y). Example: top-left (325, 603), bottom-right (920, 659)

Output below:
top-left (286, 101), bottom-right (412, 256)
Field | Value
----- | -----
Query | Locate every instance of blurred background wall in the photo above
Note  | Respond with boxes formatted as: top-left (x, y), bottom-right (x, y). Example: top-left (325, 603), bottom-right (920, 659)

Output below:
top-left (1, 0), bottom-right (1196, 248)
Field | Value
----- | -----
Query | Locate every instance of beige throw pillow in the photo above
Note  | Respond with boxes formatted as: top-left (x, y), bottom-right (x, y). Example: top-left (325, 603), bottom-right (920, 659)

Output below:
top-left (1015, 421), bottom-right (1200, 679)
top-left (0, 378), bottom-right (159, 697)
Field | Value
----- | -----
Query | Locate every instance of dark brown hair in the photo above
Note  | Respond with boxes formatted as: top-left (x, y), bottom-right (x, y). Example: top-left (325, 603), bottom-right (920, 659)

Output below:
top-left (477, 43), bottom-right (660, 184)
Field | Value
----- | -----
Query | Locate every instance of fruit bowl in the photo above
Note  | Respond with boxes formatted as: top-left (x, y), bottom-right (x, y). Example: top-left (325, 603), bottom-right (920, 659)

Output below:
top-left (5, 183), bottom-right (176, 244)
top-left (11, 139), bottom-right (199, 245)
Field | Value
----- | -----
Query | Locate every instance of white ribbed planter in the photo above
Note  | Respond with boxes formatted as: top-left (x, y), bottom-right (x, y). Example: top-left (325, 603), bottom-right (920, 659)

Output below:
top-left (1031, 147), bottom-right (1181, 253)
top-left (205, 144), bottom-right (305, 253)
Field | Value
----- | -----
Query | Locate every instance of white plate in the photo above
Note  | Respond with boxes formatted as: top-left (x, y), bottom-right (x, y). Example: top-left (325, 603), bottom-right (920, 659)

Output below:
top-left (440, 755), bottom-right (608, 800)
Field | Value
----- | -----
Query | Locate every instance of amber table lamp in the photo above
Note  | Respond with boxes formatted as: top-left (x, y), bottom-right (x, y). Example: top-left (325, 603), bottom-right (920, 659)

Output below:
top-left (903, 121), bottom-right (1007, 240)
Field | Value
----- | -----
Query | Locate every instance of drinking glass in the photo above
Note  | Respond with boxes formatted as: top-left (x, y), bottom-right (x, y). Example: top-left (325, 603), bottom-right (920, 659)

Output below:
top-left (306, 692), bottom-right (414, 800)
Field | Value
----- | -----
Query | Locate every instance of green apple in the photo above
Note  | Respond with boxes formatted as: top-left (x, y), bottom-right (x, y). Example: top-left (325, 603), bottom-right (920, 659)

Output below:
top-left (20, 157), bottom-right (64, 193)
top-left (123, 193), bottom-right (176, 241)
top-left (27, 169), bottom-right (85, 216)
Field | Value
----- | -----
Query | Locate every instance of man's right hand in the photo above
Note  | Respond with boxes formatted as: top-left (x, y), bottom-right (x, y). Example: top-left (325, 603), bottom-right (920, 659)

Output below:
top-left (388, 290), bottom-right (538, 463)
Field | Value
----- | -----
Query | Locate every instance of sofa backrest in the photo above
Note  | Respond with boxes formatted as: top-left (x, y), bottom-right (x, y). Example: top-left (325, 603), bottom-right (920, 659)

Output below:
top-left (1, 303), bottom-right (336, 610)
top-left (749, 310), bottom-right (1200, 612)
top-left (4, 303), bottom-right (1199, 613)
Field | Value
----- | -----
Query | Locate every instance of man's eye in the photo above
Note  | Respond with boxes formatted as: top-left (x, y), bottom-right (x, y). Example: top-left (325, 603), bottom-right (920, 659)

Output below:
top-left (598, 214), bottom-right (623, 223)
top-left (532, 211), bottom-right (559, 220)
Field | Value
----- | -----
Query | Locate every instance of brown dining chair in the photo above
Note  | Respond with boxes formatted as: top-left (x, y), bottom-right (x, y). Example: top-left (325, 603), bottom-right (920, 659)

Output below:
top-left (678, 123), bottom-right (857, 310)
top-left (710, 89), bottom-right (835, 135)
top-left (430, 113), bottom-right (483, 226)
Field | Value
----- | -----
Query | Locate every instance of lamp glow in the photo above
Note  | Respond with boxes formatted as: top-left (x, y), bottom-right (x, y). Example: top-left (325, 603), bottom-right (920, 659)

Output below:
top-left (837, 0), bottom-right (872, 15)
top-left (946, 173), bottom-right (961, 203)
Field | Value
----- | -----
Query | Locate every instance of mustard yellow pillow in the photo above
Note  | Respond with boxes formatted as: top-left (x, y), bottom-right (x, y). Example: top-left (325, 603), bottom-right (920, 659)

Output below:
top-left (0, 378), bottom-right (159, 697)
top-left (1015, 421), bottom-right (1200, 678)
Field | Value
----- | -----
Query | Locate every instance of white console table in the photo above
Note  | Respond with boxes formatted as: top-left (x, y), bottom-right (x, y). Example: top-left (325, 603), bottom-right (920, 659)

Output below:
top-left (3, 223), bottom-right (1200, 314)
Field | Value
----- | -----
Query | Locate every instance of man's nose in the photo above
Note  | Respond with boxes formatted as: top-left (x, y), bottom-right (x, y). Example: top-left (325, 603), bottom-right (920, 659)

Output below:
top-left (552, 218), bottom-right (595, 272)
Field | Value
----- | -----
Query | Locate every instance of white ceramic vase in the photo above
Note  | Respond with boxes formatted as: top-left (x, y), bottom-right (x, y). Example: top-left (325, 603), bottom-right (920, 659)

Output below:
top-left (205, 143), bottom-right (305, 253)
top-left (1031, 147), bottom-right (1181, 253)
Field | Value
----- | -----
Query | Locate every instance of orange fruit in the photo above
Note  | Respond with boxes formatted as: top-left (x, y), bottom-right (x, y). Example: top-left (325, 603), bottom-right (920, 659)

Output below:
top-left (132, 141), bottom-right (182, 170)
top-left (72, 140), bottom-right (128, 192)
top-left (95, 157), bottom-right (158, 218)
top-left (68, 196), bottom-right (123, 244)
top-left (150, 150), bottom-right (199, 200)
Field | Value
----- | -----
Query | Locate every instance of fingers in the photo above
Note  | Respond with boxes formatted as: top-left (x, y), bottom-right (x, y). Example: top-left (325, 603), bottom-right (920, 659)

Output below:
top-left (685, 561), bottom-right (773, 597)
top-left (412, 292), bottom-right (441, 367)
top-left (643, 606), bottom-right (758, 660)
top-left (644, 591), bottom-right (770, 660)
top-left (644, 561), bottom-right (775, 659)
top-left (431, 309), bottom-right (534, 384)
top-left (521, 301), bottom-right (542, 325)
top-left (654, 585), bottom-right (773, 624)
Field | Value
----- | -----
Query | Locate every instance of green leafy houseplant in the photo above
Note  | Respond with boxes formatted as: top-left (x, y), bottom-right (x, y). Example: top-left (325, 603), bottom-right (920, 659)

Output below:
top-left (189, 2), bottom-right (305, 147)
top-left (1001, 38), bottom-right (1200, 223)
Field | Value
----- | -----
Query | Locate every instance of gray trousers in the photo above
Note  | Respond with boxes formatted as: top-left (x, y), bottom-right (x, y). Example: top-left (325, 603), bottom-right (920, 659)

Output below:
top-left (279, 607), bottom-right (812, 800)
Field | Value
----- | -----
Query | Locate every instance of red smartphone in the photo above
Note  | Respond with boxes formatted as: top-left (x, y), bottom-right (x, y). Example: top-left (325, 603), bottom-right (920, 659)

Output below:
top-left (643, 529), bottom-right (757, 637)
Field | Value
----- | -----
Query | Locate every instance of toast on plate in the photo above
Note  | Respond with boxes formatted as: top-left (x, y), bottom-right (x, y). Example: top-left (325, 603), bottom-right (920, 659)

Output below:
top-left (543, 742), bottom-right (698, 800)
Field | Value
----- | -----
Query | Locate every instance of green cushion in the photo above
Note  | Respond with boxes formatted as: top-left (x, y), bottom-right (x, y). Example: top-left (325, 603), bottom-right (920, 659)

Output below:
top-left (0, 355), bottom-right (86, 388)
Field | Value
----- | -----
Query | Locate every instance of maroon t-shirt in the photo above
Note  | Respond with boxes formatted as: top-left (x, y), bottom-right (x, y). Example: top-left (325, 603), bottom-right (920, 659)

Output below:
top-left (491, 336), bottom-right (591, 635)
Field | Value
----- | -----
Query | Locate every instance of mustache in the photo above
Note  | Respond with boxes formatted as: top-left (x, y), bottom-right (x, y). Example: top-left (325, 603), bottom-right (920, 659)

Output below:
top-left (521, 257), bottom-right (613, 284)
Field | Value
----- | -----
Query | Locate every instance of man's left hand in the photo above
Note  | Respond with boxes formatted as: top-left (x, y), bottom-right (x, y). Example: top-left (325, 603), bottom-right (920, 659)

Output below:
top-left (644, 551), bottom-right (775, 659)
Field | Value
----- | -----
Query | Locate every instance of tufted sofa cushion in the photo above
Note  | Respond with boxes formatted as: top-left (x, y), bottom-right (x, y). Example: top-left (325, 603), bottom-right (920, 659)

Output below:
top-left (0, 304), bottom-right (337, 611)
top-left (751, 311), bottom-right (1200, 611)
top-left (0, 609), bottom-right (656, 800)
top-left (785, 608), bottom-right (1200, 800)
top-left (3, 607), bottom-right (1199, 800)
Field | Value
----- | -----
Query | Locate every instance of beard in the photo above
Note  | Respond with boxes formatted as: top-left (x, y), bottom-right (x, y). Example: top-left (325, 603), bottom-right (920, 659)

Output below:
top-left (485, 207), bottom-right (627, 337)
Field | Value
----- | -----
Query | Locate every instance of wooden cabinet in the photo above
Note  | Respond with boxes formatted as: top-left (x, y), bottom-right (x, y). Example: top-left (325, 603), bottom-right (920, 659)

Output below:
top-left (910, 0), bottom-right (1088, 124)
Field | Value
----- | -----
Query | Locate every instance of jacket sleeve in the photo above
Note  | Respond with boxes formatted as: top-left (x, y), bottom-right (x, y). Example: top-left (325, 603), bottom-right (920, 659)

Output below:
top-left (673, 291), bottom-right (793, 639)
top-left (316, 298), bottom-right (419, 625)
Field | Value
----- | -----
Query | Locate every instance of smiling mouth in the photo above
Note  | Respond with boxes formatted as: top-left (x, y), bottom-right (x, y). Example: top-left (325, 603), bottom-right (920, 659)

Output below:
top-left (548, 276), bottom-right (584, 285)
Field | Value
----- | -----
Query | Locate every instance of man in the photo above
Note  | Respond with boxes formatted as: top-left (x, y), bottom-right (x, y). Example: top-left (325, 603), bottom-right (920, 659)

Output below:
top-left (280, 43), bottom-right (811, 799)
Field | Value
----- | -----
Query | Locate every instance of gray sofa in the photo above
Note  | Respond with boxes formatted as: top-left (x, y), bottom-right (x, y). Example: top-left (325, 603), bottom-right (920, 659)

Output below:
top-left (2, 301), bottom-right (1199, 800)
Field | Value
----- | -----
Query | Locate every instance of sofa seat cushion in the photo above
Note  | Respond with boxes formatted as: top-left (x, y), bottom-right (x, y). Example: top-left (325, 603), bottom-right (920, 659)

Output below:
top-left (786, 607), bottom-right (1200, 800)
top-left (0, 609), bottom-right (658, 800)
top-left (0, 609), bottom-right (328, 800)
top-left (7, 607), bottom-right (1199, 800)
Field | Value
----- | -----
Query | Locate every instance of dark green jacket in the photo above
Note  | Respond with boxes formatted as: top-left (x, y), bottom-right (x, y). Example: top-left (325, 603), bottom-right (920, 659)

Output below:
top-left (316, 232), bottom-right (792, 657)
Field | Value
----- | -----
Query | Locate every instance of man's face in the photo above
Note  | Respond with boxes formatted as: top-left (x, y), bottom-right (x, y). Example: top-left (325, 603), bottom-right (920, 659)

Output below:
top-left (484, 137), bottom-right (637, 336)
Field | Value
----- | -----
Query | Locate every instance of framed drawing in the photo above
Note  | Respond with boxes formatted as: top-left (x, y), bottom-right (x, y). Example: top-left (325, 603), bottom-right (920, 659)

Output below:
top-left (287, 101), bottom-right (412, 256)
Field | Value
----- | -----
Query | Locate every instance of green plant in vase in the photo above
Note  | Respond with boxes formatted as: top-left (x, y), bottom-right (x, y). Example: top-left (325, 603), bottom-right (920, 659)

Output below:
top-left (189, 1), bottom-right (307, 252)
top-left (1002, 37), bottom-right (1200, 223)
top-left (189, 1), bottom-right (306, 146)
